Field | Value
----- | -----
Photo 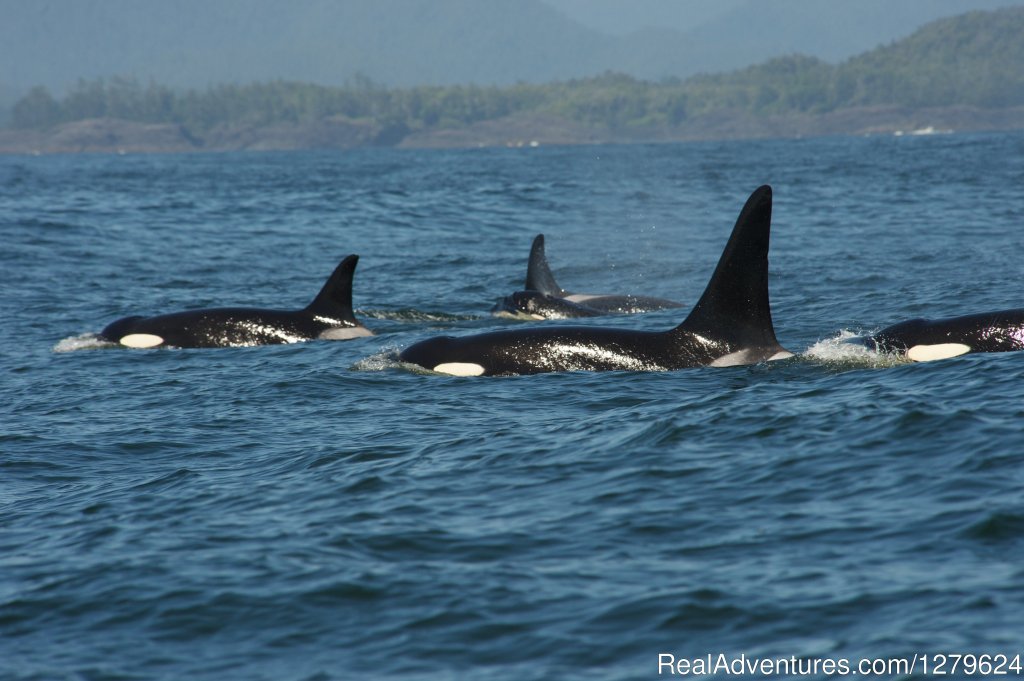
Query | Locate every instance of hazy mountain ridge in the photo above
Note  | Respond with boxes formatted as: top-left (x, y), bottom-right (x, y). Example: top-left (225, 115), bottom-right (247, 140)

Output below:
top-left (4, 0), bottom-right (1023, 100)
top-left (3, 7), bottom-right (1024, 153)
top-left (1, 0), bottom-right (602, 95)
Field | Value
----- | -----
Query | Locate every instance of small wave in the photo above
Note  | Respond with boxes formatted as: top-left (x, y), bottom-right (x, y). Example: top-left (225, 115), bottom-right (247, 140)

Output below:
top-left (359, 308), bottom-right (479, 323)
top-left (351, 349), bottom-right (455, 375)
top-left (53, 333), bottom-right (115, 353)
top-left (350, 348), bottom-right (405, 372)
top-left (802, 330), bottom-right (909, 369)
top-left (961, 511), bottom-right (1024, 544)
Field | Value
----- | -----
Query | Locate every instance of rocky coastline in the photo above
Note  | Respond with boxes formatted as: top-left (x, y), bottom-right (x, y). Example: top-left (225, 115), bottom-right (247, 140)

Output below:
top-left (2, 106), bottom-right (1023, 154)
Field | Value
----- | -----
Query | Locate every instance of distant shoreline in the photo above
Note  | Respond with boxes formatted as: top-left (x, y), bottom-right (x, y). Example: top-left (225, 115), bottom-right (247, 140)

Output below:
top-left (7, 8), bottom-right (1023, 156)
top-left (2, 105), bottom-right (1023, 155)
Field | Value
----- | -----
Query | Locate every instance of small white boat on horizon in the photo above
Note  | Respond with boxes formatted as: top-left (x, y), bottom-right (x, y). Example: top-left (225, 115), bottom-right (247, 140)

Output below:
top-left (893, 125), bottom-right (954, 137)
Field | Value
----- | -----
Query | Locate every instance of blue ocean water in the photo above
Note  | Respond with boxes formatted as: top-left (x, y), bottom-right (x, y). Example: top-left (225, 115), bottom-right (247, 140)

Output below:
top-left (3, 133), bottom-right (1024, 680)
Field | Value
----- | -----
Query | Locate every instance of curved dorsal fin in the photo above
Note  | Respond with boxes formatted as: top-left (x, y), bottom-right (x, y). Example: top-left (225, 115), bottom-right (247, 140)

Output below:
top-left (674, 186), bottom-right (784, 352)
top-left (305, 254), bottom-right (359, 323)
top-left (525, 234), bottom-right (567, 296)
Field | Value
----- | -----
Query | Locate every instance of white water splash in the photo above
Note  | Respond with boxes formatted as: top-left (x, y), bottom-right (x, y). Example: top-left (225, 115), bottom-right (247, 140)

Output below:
top-left (351, 348), bottom-right (405, 372)
top-left (359, 309), bottom-right (479, 322)
top-left (53, 333), bottom-right (115, 353)
top-left (803, 330), bottom-right (909, 369)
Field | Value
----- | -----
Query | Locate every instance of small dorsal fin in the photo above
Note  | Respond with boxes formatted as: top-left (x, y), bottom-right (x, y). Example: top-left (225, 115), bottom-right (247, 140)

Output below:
top-left (674, 186), bottom-right (784, 352)
top-left (305, 255), bottom-right (359, 323)
top-left (524, 234), bottom-right (567, 296)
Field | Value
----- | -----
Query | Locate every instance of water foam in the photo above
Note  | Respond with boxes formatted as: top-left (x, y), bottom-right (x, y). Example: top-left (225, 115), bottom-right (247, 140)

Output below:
top-left (53, 334), bottom-right (116, 353)
top-left (351, 348), bottom-right (405, 372)
top-left (360, 309), bottom-right (479, 323)
top-left (802, 330), bottom-right (909, 369)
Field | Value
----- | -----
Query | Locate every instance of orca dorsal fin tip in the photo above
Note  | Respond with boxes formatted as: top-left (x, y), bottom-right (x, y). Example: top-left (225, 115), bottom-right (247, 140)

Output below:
top-left (525, 233), bottom-right (566, 296)
top-left (674, 185), bottom-right (784, 353)
top-left (305, 254), bottom-right (359, 323)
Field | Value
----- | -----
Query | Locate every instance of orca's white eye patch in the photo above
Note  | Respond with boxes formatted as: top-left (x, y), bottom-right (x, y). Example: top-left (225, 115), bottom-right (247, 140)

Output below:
top-left (119, 333), bottom-right (164, 348)
top-left (906, 343), bottom-right (971, 362)
top-left (433, 362), bottom-right (485, 376)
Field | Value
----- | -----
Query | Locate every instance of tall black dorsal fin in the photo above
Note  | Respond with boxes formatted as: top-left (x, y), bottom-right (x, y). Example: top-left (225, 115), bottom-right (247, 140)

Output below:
top-left (525, 234), bottom-right (566, 295)
top-left (674, 186), bottom-right (783, 351)
top-left (305, 255), bottom-right (359, 323)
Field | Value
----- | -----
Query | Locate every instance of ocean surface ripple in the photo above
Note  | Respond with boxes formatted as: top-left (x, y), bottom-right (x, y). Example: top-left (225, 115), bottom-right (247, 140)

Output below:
top-left (4, 133), bottom-right (1024, 680)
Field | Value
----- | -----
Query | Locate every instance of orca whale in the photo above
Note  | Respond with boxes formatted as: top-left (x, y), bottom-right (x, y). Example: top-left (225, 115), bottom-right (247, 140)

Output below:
top-left (495, 290), bottom-right (606, 320)
top-left (857, 310), bottom-right (1024, 362)
top-left (401, 186), bottom-right (792, 376)
top-left (99, 255), bottom-right (373, 348)
top-left (491, 233), bottom-right (684, 319)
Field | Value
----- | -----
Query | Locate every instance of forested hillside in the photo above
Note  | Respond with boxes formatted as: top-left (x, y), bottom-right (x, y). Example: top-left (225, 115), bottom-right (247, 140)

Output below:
top-left (5, 8), bottom-right (1024, 150)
